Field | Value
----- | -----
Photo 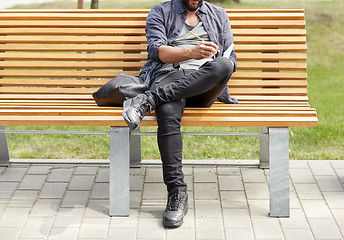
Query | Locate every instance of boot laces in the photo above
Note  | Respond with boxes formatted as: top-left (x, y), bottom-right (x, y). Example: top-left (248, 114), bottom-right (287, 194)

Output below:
top-left (168, 194), bottom-right (182, 211)
top-left (137, 101), bottom-right (153, 118)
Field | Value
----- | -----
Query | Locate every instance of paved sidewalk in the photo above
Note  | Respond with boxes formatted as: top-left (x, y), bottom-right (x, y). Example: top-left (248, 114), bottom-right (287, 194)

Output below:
top-left (0, 160), bottom-right (344, 240)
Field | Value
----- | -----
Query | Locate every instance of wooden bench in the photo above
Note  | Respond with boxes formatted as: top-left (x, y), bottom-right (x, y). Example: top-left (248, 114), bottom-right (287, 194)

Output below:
top-left (0, 9), bottom-right (317, 218)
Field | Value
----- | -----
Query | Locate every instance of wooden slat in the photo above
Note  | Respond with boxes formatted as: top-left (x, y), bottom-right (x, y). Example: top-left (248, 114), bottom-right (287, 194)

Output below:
top-left (234, 44), bottom-right (307, 53)
top-left (0, 35), bottom-right (305, 44)
top-left (0, 13), bottom-right (149, 21)
top-left (230, 20), bottom-right (305, 28)
top-left (232, 28), bottom-right (306, 36)
top-left (0, 94), bottom-right (93, 100)
top-left (0, 62), bottom-right (305, 71)
top-left (236, 62), bottom-right (307, 71)
top-left (0, 20), bottom-right (147, 28)
top-left (0, 53), bottom-right (305, 61)
top-left (237, 53), bottom-right (307, 61)
top-left (0, 28), bottom-right (306, 37)
top-left (232, 72), bottom-right (307, 80)
top-left (0, 9), bottom-right (305, 13)
top-left (0, 94), bottom-right (309, 102)
top-left (0, 79), bottom-right (109, 87)
top-left (0, 87), bottom-right (307, 96)
top-left (0, 87), bottom-right (97, 95)
top-left (232, 95), bottom-right (309, 102)
top-left (0, 104), bottom-right (315, 112)
top-left (235, 36), bottom-right (306, 44)
top-left (229, 88), bottom-right (307, 96)
top-left (0, 12), bottom-right (304, 21)
top-left (0, 36), bottom-right (147, 44)
top-left (229, 80), bottom-right (307, 88)
top-left (0, 70), bottom-right (140, 78)
top-left (0, 61), bottom-right (145, 70)
top-left (0, 53), bottom-right (147, 61)
top-left (0, 44), bottom-right (306, 53)
top-left (0, 70), bottom-right (306, 79)
top-left (0, 44), bottom-right (147, 52)
top-left (0, 20), bottom-right (306, 28)
top-left (0, 27), bottom-right (146, 36)
top-left (0, 115), bottom-right (318, 127)
top-left (0, 110), bottom-right (316, 118)
top-left (0, 100), bottom-right (311, 107)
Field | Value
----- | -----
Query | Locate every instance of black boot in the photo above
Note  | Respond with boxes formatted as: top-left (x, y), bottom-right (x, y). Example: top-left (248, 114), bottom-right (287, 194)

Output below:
top-left (163, 190), bottom-right (188, 228)
top-left (122, 92), bottom-right (156, 130)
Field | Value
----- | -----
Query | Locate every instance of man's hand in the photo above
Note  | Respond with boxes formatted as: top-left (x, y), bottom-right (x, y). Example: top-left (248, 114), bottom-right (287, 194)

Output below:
top-left (158, 41), bottom-right (218, 64)
top-left (190, 41), bottom-right (218, 60)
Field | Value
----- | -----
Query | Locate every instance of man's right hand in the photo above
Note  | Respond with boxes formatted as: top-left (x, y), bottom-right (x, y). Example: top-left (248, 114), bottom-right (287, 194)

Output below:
top-left (190, 41), bottom-right (218, 60)
top-left (158, 41), bottom-right (218, 64)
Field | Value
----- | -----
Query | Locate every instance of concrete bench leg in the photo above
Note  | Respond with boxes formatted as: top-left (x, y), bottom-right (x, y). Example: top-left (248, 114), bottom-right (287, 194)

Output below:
top-left (109, 126), bottom-right (130, 217)
top-left (0, 126), bottom-right (10, 167)
top-left (130, 127), bottom-right (141, 167)
top-left (268, 127), bottom-right (290, 218)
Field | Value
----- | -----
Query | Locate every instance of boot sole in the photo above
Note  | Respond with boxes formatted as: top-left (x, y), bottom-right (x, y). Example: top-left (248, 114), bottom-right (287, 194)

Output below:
top-left (122, 99), bottom-right (137, 131)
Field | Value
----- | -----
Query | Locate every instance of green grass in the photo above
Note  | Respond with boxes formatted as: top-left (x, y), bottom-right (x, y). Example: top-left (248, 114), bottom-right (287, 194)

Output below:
top-left (5, 0), bottom-right (344, 160)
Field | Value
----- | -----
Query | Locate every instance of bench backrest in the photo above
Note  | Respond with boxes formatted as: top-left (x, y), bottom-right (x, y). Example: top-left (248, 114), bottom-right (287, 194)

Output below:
top-left (0, 9), bottom-right (308, 104)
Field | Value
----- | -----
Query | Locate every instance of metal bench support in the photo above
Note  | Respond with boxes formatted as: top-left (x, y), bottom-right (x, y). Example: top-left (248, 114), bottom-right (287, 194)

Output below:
top-left (268, 127), bottom-right (290, 218)
top-left (0, 126), bottom-right (10, 166)
top-left (259, 127), bottom-right (269, 169)
top-left (109, 126), bottom-right (130, 217)
top-left (130, 127), bottom-right (142, 167)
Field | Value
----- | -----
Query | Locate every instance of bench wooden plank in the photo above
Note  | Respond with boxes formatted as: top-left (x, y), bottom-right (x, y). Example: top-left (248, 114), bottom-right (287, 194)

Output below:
top-left (0, 28), bottom-right (306, 37)
top-left (0, 52), bottom-right (307, 61)
top-left (0, 44), bottom-right (148, 52)
top-left (0, 53), bottom-right (148, 61)
top-left (0, 87), bottom-right (308, 96)
top-left (0, 36), bottom-right (306, 44)
top-left (0, 70), bottom-right (306, 80)
top-left (0, 115), bottom-right (318, 127)
top-left (0, 110), bottom-right (317, 119)
top-left (0, 61), bottom-right (145, 70)
top-left (0, 79), bottom-right (308, 88)
top-left (0, 104), bottom-right (316, 112)
top-left (0, 9), bottom-right (305, 13)
top-left (0, 44), bottom-right (306, 53)
top-left (0, 20), bottom-right (305, 28)
top-left (0, 62), bottom-right (307, 71)
top-left (0, 12), bottom-right (306, 21)
top-left (235, 44), bottom-right (307, 53)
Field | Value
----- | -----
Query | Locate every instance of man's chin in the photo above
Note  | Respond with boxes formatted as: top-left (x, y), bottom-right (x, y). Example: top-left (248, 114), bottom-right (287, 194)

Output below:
top-left (181, 0), bottom-right (203, 12)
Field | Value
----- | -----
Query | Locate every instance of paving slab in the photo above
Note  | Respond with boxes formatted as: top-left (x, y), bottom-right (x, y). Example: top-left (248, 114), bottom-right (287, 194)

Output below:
top-left (0, 160), bottom-right (343, 240)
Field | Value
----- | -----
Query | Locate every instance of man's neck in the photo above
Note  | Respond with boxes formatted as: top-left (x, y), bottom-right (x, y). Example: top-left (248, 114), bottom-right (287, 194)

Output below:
top-left (185, 8), bottom-right (199, 26)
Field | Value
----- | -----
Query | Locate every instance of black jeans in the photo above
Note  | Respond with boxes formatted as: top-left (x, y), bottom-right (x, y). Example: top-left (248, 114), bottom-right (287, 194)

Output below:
top-left (151, 57), bottom-right (234, 193)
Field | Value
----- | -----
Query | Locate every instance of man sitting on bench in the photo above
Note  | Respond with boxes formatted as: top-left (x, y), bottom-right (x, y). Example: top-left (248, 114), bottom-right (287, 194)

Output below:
top-left (122, 0), bottom-right (237, 227)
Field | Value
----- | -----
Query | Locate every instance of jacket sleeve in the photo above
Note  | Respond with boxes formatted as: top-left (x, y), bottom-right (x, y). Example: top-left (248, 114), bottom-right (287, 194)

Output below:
top-left (145, 6), bottom-right (168, 63)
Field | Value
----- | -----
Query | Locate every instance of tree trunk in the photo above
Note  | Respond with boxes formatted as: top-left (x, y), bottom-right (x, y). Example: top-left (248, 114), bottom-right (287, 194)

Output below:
top-left (78, 0), bottom-right (83, 9)
top-left (91, 0), bottom-right (99, 9)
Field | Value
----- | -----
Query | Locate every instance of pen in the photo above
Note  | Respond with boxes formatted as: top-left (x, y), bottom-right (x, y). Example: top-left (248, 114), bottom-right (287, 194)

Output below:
top-left (189, 31), bottom-right (219, 52)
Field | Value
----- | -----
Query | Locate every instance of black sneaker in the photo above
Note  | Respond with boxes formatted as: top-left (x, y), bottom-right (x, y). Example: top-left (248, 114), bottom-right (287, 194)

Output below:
top-left (122, 93), bottom-right (155, 130)
top-left (163, 191), bottom-right (188, 228)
